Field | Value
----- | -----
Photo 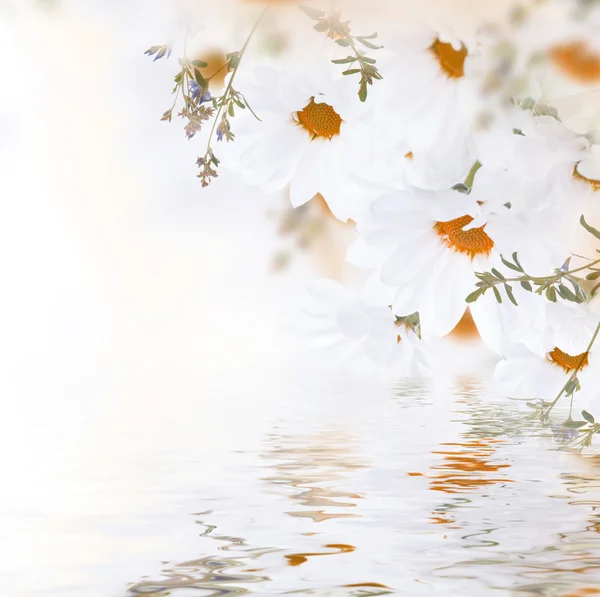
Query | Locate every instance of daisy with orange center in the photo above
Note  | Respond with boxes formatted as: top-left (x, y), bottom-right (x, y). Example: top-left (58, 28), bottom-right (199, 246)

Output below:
top-left (370, 27), bottom-right (477, 190)
top-left (346, 182), bottom-right (540, 341)
top-left (226, 62), bottom-right (378, 223)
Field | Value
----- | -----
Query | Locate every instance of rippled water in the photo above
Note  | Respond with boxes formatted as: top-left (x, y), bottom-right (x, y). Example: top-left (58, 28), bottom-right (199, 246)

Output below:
top-left (103, 376), bottom-right (600, 597)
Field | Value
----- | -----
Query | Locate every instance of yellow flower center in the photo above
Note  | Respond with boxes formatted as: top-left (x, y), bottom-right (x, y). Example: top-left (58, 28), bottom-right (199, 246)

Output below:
top-left (547, 347), bottom-right (589, 373)
top-left (295, 98), bottom-right (342, 141)
top-left (434, 215), bottom-right (494, 259)
top-left (573, 164), bottom-right (600, 191)
top-left (549, 41), bottom-right (600, 84)
top-left (429, 39), bottom-right (468, 79)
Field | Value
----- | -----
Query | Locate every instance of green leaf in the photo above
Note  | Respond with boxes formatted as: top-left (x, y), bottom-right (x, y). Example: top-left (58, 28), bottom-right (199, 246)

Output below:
top-left (582, 410), bottom-right (595, 424)
top-left (335, 38), bottom-right (352, 47)
top-left (299, 5), bottom-right (326, 19)
top-left (356, 32), bottom-right (379, 40)
top-left (564, 419), bottom-right (587, 429)
top-left (493, 286), bottom-right (502, 303)
top-left (228, 102), bottom-right (235, 117)
top-left (465, 289), bottom-right (482, 304)
top-left (512, 252), bottom-right (524, 272)
top-left (191, 59), bottom-right (208, 68)
top-left (558, 283), bottom-right (577, 302)
top-left (580, 215), bottom-right (600, 240)
top-left (491, 268), bottom-right (506, 281)
top-left (313, 21), bottom-right (330, 32)
top-left (358, 79), bottom-right (368, 102)
top-left (356, 38), bottom-right (383, 50)
top-left (504, 284), bottom-right (518, 306)
top-left (592, 282), bottom-right (600, 297)
top-left (500, 255), bottom-right (522, 272)
top-left (520, 280), bottom-right (533, 292)
top-left (342, 68), bottom-right (361, 75)
top-left (194, 70), bottom-right (207, 88)
top-left (586, 270), bottom-right (600, 280)
top-left (360, 56), bottom-right (377, 64)
top-left (331, 56), bottom-right (358, 64)
top-left (546, 286), bottom-right (557, 302)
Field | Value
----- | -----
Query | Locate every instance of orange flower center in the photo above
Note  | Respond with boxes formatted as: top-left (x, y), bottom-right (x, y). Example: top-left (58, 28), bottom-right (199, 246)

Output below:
top-left (194, 49), bottom-right (228, 90)
top-left (547, 347), bottom-right (589, 373)
top-left (429, 39), bottom-right (468, 78)
top-left (573, 164), bottom-right (600, 191)
top-left (295, 98), bottom-right (342, 140)
top-left (549, 41), bottom-right (600, 84)
top-left (434, 215), bottom-right (494, 259)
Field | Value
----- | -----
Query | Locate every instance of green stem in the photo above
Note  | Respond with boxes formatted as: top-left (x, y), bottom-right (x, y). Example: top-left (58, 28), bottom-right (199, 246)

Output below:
top-left (201, 4), bottom-right (269, 161)
top-left (464, 161), bottom-right (482, 188)
top-left (490, 257), bottom-right (600, 289)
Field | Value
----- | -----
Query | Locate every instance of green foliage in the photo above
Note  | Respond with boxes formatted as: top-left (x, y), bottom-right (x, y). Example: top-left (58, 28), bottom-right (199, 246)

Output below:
top-left (300, 5), bottom-right (383, 102)
top-left (467, 247), bottom-right (597, 307)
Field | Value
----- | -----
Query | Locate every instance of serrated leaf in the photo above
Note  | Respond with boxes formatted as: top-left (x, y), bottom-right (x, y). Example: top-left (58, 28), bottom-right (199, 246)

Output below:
top-left (582, 410), bottom-right (595, 424)
top-left (493, 286), bottom-right (502, 303)
top-left (580, 215), bottom-right (600, 240)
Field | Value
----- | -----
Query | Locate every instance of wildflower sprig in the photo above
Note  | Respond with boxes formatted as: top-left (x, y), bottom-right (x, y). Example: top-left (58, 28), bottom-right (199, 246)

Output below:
top-left (145, 7), bottom-right (268, 186)
top-left (466, 252), bottom-right (600, 307)
top-left (300, 5), bottom-right (383, 102)
top-left (467, 215), bottom-right (600, 306)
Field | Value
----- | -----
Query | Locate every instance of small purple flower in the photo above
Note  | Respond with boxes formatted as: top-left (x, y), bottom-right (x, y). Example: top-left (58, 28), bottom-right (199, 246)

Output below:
top-left (189, 80), bottom-right (211, 104)
top-left (144, 45), bottom-right (172, 61)
top-left (216, 118), bottom-right (231, 142)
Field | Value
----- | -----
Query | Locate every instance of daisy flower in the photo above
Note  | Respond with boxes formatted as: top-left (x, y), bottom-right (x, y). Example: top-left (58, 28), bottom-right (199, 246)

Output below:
top-left (371, 22), bottom-right (481, 190)
top-left (348, 181), bottom-right (560, 341)
top-left (301, 279), bottom-right (429, 375)
top-left (494, 313), bottom-right (600, 413)
top-left (226, 58), bottom-right (384, 223)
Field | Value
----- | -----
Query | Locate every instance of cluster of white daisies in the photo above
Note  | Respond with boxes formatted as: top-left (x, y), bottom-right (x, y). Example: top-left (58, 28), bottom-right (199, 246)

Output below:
top-left (154, 0), bottom-right (600, 418)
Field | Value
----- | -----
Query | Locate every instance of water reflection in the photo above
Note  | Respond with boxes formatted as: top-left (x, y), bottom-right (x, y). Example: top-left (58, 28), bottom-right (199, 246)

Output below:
top-left (125, 380), bottom-right (600, 597)
top-left (262, 429), bottom-right (366, 523)
top-left (126, 516), bottom-right (275, 596)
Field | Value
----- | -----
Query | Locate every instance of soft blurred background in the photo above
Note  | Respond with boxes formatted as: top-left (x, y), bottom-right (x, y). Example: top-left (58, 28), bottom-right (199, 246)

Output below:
top-left (7, 3), bottom-right (600, 597)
